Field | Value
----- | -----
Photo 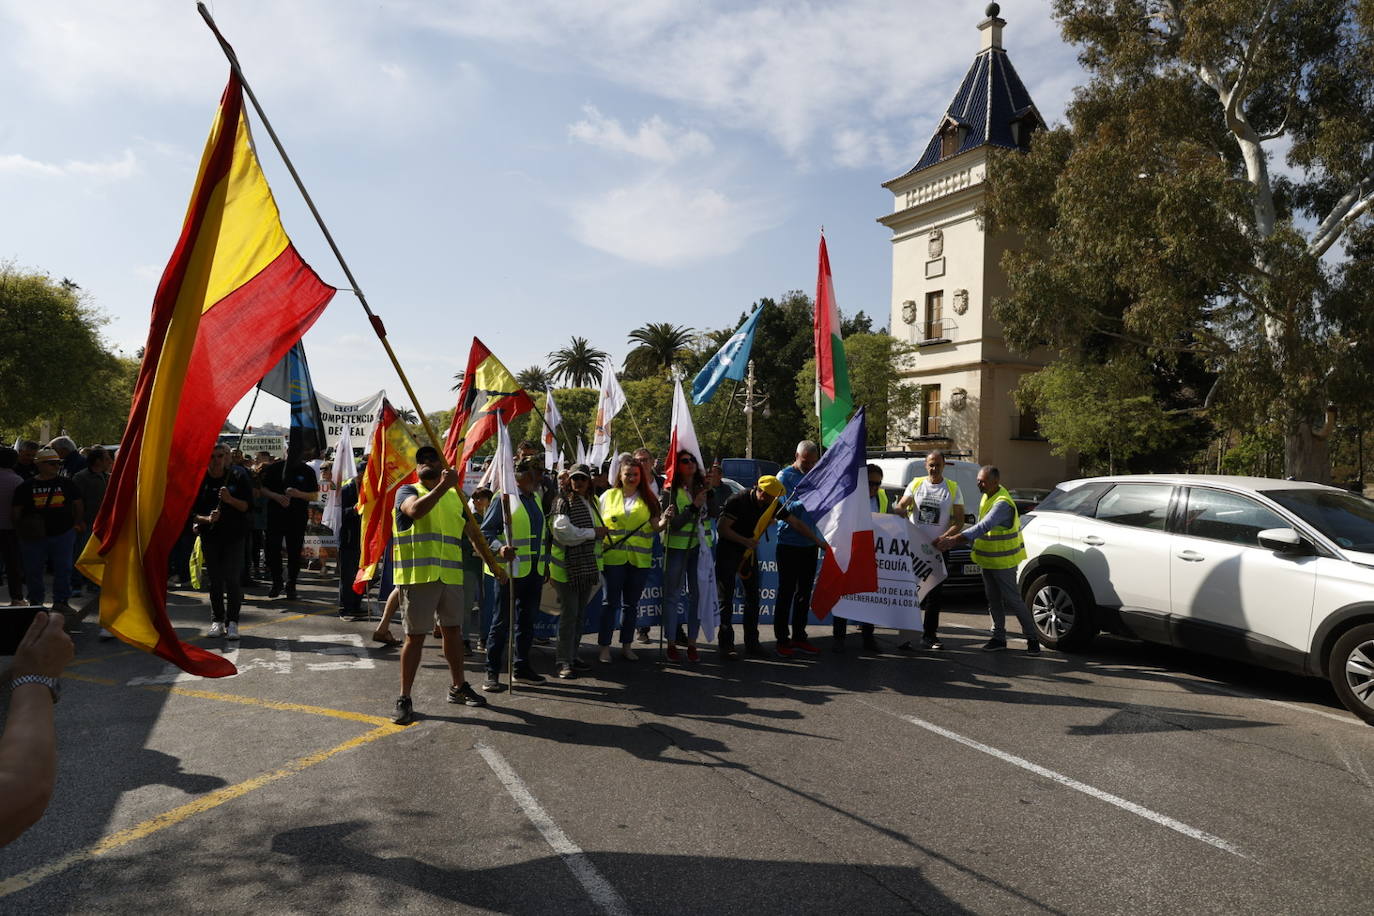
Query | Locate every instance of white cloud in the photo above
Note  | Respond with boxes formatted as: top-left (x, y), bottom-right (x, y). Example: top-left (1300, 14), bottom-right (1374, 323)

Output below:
top-left (406, 0), bottom-right (1076, 169)
top-left (567, 177), bottom-right (777, 267)
top-left (568, 106), bottom-right (712, 163)
top-left (0, 148), bottom-right (137, 180)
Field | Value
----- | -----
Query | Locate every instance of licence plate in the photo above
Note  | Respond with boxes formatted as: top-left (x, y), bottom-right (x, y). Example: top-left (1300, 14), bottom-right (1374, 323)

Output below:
top-left (962, 564), bottom-right (981, 576)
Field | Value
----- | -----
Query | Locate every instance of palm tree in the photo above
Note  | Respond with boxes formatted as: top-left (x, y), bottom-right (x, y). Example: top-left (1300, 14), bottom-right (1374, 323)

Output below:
top-left (516, 366), bottom-right (552, 391)
top-left (450, 370), bottom-right (464, 392)
top-left (625, 323), bottom-right (695, 377)
top-left (547, 337), bottom-right (608, 388)
top-left (395, 406), bottom-right (419, 424)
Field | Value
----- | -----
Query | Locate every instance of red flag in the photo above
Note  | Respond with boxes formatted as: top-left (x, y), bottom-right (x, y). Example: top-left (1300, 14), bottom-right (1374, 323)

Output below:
top-left (354, 399), bottom-right (419, 592)
top-left (444, 338), bottom-right (534, 469)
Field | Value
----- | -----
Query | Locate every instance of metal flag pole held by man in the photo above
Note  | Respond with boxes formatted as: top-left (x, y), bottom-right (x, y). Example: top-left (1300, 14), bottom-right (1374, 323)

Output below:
top-left (196, 3), bottom-right (505, 583)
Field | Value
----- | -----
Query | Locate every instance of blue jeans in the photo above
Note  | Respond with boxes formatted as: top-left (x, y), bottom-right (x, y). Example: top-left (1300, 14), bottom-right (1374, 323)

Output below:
top-left (662, 547), bottom-right (700, 641)
top-left (982, 567), bottom-right (1036, 640)
top-left (599, 562), bottom-right (648, 646)
top-left (486, 571), bottom-right (541, 676)
top-left (21, 528), bottom-right (76, 606)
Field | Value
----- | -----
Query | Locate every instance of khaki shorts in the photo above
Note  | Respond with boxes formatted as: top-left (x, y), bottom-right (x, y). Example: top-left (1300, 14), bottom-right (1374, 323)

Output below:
top-left (399, 581), bottom-right (465, 635)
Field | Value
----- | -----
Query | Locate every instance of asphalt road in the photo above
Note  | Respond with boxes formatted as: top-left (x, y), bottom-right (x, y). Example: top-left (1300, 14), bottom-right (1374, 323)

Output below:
top-left (2, 572), bottom-right (1372, 915)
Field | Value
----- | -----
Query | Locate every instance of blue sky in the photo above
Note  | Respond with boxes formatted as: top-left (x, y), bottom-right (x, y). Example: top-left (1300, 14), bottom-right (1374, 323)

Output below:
top-left (0, 0), bottom-right (1083, 429)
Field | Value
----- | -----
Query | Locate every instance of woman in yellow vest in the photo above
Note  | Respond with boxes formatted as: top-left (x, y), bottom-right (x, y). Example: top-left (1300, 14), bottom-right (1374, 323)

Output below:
top-left (660, 449), bottom-right (715, 663)
top-left (598, 454), bottom-right (665, 662)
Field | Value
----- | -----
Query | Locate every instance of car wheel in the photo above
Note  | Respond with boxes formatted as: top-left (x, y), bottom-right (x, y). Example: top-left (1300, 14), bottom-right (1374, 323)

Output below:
top-left (1327, 623), bottom-right (1374, 726)
top-left (1025, 571), bottom-right (1097, 651)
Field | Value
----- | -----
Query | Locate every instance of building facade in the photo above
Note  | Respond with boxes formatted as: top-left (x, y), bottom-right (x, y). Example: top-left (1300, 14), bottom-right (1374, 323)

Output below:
top-left (878, 6), bottom-right (1074, 489)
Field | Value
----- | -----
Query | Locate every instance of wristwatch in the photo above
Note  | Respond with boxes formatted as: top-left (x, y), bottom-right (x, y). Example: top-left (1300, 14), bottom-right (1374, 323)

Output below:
top-left (10, 674), bottom-right (60, 704)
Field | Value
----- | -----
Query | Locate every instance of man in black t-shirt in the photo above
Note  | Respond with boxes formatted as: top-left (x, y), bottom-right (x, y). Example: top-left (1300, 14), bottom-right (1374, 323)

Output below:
top-left (12, 448), bottom-right (84, 617)
top-left (260, 456), bottom-right (319, 600)
top-left (192, 444), bottom-right (254, 638)
top-left (715, 476), bottom-right (822, 659)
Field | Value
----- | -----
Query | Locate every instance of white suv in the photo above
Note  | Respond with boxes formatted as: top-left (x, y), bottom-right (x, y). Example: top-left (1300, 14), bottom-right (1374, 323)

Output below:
top-left (1017, 475), bottom-right (1374, 724)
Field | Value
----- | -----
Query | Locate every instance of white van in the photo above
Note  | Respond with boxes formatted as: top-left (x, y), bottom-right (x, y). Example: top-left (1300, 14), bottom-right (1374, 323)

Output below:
top-left (868, 453), bottom-right (981, 523)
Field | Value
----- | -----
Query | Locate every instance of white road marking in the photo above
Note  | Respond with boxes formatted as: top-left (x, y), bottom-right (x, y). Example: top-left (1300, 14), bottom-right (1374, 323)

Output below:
top-left (123, 634), bottom-right (370, 685)
top-left (475, 742), bottom-right (631, 916)
top-left (864, 702), bottom-right (1245, 858)
top-left (306, 633), bottom-right (375, 671)
top-left (938, 622), bottom-right (1364, 728)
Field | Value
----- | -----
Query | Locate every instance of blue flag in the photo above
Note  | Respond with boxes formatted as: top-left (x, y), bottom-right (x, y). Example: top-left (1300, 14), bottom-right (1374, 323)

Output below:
top-left (692, 304), bottom-right (765, 405)
top-left (259, 341), bottom-right (327, 461)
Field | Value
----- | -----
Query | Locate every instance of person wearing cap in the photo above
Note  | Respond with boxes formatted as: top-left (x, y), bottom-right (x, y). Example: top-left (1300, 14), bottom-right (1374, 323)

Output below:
top-left (480, 457), bottom-right (551, 690)
top-left (390, 445), bottom-right (487, 725)
top-left (11, 448), bottom-right (84, 620)
top-left (548, 464), bottom-right (607, 678)
top-left (714, 475), bottom-right (823, 659)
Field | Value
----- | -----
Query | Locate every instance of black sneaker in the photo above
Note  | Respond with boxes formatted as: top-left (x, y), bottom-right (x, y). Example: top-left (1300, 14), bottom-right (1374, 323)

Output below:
top-left (481, 675), bottom-right (506, 693)
top-left (981, 638), bottom-right (1008, 652)
top-left (285, 585), bottom-right (298, 600)
top-left (514, 668), bottom-right (545, 684)
top-left (862, 637), bottom-right (882, 654)
top-left (922, 637), bottom-right (945, 651)
top-left (895, 641), bottom-right (917, 653)
top-left (1025, 641), bottom-right (1042, 656)
top-left (556, 664), bottom-right (576, 679)
top-left (571, 658), bottom-right (592, 671)
top-left (449, 682), bottom-right (488, 707)
top-left (268, 583), bottom-right (283, 598)
top-left (392, 696), bottom-right (414, 725)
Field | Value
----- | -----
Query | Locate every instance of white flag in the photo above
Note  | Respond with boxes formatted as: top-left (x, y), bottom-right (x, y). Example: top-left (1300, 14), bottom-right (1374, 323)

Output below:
top-left (542, 389), bottom-right (563, 470)
top-left (576, 436), bottom-right (588, 467)
top-left (664, 378), bottom-right (704, 489)
top-left (695, 520), bottom-right (720, 642)
top-left (588, 370), bottom-right (627, 466)
top-left (320, 423), bottom-right (357, 537)
top-left (493, 417), bottom-right (520, 577)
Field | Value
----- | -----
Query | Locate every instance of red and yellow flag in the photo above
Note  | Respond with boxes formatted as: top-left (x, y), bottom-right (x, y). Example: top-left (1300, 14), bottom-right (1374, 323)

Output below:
top-left (353, 399), bottom-right (419, 592)
top-left (444, 338), bottom-right (534, 469)
top-left (78, 72), bottom-right (336, 677)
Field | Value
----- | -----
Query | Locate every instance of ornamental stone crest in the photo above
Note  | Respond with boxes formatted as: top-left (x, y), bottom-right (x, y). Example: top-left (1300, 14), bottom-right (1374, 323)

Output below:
top-left (952, 288), bottom-right (969, 315)
top-left (928, 228), bottom-right (944, 259)
top-left (901, 300), bottom-right (917, 324)
top-left (950, 388), bottom-right (968, 410)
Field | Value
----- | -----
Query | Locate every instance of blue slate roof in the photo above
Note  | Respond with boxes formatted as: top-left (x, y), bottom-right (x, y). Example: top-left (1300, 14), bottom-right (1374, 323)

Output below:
top-left (897, 39), bottom-right (1044, 179)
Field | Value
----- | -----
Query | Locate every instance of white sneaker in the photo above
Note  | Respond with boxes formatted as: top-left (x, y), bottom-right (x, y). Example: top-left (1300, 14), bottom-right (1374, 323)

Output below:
top-left (208, 621), bottom-right (225, 637)
top-left (226, 622), bottom-right (239, 641)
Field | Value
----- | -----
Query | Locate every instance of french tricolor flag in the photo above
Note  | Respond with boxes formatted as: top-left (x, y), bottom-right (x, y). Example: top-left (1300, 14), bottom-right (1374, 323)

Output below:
top-left (789, 408), bottom-right (877, 618)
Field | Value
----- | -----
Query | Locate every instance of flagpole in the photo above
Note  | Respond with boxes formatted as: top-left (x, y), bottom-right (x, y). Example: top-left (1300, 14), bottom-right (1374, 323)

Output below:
top-left (235, 385), bottom-right (261, 451)
top-left (530, 394), bottom-right (577, 469)
top-left (195, 2), bottom-right (506, 581)
top-left (707, 378), bottom-right (742, 465)
top-left (502, 491), bottom-right (517, 694)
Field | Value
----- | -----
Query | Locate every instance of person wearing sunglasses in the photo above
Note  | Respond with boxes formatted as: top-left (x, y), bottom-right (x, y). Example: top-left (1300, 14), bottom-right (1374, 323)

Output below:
top-left (660, 450), bottom-right (715, 662)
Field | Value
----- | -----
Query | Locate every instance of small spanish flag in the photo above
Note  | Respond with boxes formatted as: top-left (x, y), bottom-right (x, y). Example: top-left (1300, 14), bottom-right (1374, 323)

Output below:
top-left (78, 72), bottom-right (336, 677)
top-left (353, 399), bottom-right (419, 593)
top-left (445, 338), bottom-right (534, 469)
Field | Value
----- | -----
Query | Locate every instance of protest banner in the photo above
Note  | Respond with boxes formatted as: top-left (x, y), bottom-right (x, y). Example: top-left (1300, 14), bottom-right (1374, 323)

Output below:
top-left (234, 434), bottom-right (287, 457)
top-left (315, 390), bottom-right (385, 449)
top-left (829, 513), bottom-right (946, 630)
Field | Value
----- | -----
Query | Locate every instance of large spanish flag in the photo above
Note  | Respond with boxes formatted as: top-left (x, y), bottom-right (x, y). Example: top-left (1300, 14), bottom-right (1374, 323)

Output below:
top-left (79, 72), bottom-right (336, 677)
top-left (444, 338), bottom-right (534, 469)
top-left (353, 399), bottom-right (419, 593)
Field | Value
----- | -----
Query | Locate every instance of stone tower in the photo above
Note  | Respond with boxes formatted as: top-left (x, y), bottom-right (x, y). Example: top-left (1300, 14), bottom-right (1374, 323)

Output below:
top-left (878, 4), bottom-right (1073, 488)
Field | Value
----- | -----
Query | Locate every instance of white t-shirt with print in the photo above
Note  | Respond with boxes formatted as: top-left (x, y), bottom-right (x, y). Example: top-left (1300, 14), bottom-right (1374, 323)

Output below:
top-left (904, 476), bottom-right (960, 541)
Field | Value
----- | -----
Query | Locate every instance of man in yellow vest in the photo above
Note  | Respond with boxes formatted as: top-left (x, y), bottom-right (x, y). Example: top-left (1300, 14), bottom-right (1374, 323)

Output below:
top-left (480, 458), bottom-right (549, 691)
top-left (391, 446), bottom-right (487, 725)
top-left (936, 465), bottom-right (1040, 655)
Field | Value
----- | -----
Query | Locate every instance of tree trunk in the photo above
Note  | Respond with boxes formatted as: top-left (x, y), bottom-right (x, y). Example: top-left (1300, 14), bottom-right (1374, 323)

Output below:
top-left (1284, 419), bottom-right (1332, 484)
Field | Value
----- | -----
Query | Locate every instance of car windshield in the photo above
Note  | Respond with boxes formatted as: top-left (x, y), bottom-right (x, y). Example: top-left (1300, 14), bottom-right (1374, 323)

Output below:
top-left (1266, 489), bottom-right (1374, 552)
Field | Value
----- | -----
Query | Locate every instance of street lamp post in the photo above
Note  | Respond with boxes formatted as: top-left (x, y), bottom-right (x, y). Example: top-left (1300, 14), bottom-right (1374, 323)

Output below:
top-left (733, 359), bottom-right (770, 459)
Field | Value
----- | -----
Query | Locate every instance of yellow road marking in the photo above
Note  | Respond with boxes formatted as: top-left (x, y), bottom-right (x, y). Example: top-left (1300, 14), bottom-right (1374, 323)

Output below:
top-left (66, 606), bottom-right (346, 669)
top-left (0, 723), bottom-right (406, 899)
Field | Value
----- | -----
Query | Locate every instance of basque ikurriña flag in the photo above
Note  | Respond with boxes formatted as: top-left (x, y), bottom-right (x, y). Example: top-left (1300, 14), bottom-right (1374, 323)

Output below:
top-left (78, 72), bottom-right (336, 676)
top-left (814, 234), bottom-right (854, 447)
top-left (787, 408), bottom-right (877, 618)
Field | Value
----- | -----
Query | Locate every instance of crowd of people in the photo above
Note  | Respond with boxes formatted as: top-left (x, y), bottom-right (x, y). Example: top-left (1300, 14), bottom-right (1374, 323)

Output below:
top-left (367, 441), bottom-right (1040, 726)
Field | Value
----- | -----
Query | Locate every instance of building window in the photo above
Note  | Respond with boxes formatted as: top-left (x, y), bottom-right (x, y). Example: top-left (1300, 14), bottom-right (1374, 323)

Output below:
top-left (922, 385), bottom-right (943, 436)
top-left (924, 290), bottom-right (944, 341)
top-left (1015, 404), bottom-right (1043, 439)
top-left (940, 126), bottom-right (961, 159)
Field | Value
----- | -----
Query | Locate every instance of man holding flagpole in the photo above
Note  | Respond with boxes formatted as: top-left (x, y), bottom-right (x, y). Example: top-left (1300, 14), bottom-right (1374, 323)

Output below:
top-left (390, 446), bottom-right (487, 724)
